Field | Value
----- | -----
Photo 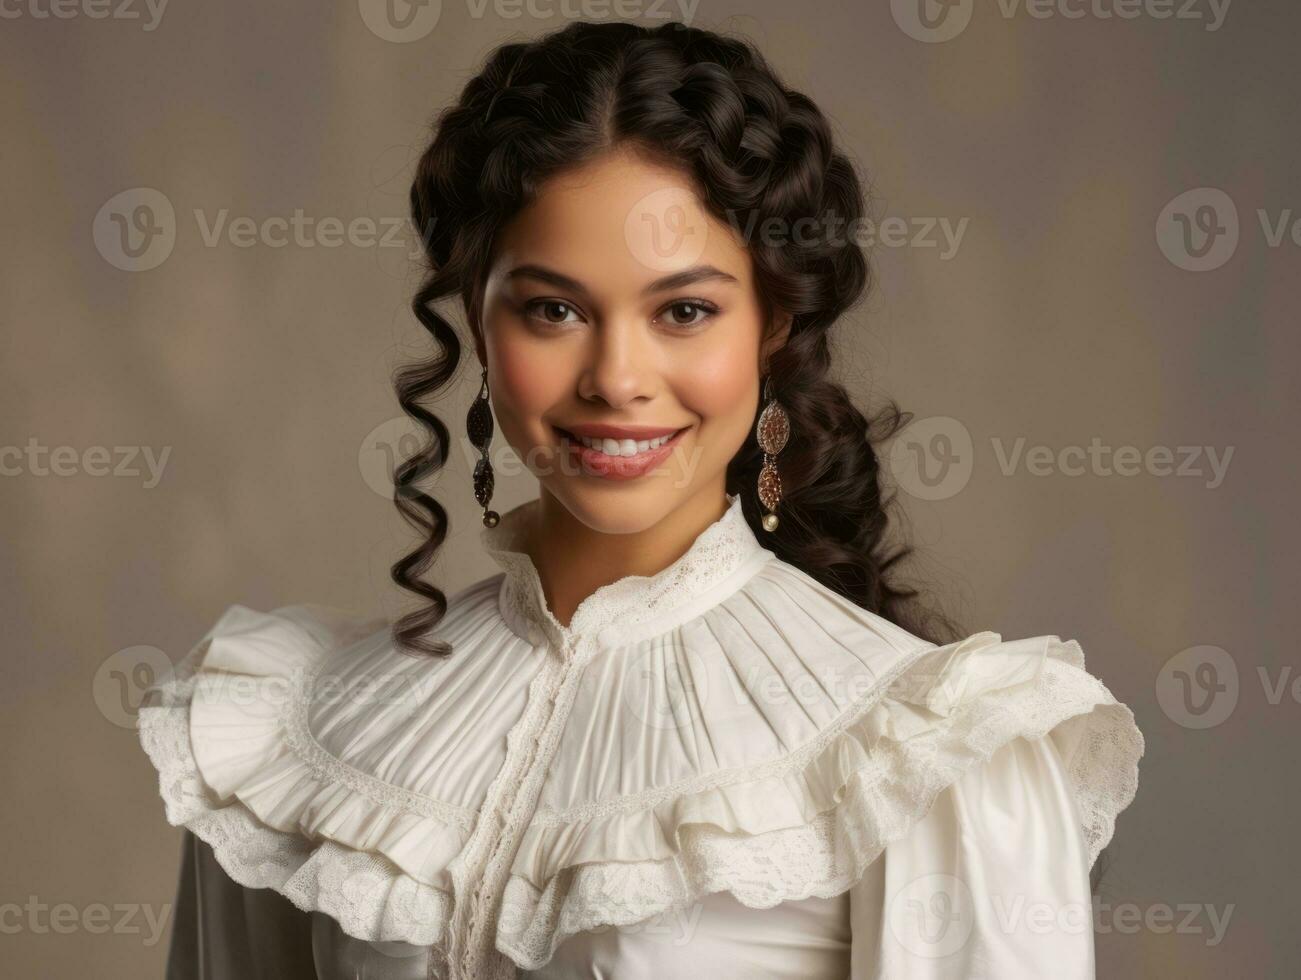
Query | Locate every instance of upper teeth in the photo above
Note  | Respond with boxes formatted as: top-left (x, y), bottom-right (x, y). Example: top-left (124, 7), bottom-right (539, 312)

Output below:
top-left (571, 432), bottom-right (674, 456)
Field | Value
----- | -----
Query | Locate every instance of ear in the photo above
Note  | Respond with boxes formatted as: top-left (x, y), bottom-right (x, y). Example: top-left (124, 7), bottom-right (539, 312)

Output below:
top-left (760, 310), bottom-right (793, 374)
top-left (469, 312), bottom-right (488, 371)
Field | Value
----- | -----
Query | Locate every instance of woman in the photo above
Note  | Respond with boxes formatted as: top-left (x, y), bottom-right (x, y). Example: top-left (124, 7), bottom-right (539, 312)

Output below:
top-left (139, 20), bottom-right (1143, 979)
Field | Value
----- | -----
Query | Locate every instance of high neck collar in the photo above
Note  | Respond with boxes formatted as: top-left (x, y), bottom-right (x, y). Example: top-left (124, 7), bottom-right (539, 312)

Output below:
top-left (480, 493), bottom-right (773, 654)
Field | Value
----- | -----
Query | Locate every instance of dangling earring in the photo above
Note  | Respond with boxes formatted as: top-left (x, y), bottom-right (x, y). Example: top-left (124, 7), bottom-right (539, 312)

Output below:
top-left (756, 374), bottom-right (789, 532)
top-left (466, 365), bottom-right (500, 528)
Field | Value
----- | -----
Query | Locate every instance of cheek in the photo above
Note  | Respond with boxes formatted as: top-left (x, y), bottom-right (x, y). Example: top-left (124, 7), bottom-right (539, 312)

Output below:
top-left (490, 337), bottom-right (570, 445)
top-left (677, 342), bottom-right (758, 439)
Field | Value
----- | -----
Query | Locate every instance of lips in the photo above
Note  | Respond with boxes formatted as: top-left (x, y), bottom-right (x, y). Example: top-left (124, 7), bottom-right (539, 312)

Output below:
top-left (553, 424), bottom-right (690, 481)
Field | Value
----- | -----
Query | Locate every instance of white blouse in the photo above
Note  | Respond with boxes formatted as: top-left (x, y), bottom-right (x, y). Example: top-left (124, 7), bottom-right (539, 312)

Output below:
top-left (139, 492), bottom-right (1144, 979)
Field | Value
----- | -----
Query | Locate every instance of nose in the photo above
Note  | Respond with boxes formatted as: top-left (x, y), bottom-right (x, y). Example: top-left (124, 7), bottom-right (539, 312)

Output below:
top-left (577, 315), bottom-right (656, 409)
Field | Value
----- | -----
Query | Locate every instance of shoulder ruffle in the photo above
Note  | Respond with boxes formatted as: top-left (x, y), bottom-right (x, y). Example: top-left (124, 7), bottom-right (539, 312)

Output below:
top-left (495, 629), bottom-right (1144, 969)
top-left (137, 602), bottom-right (456, 947)
top-left (138, 597), bottom-right (1143, 972)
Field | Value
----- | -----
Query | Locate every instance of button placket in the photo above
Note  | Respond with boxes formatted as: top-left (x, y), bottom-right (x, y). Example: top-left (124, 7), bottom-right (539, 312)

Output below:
top-left (444, 632), bottom-right (592, 978)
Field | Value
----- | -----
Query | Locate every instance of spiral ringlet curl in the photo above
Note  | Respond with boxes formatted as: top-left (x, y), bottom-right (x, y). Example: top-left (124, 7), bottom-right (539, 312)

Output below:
top-left (391, 20), bottom-right (960, 658)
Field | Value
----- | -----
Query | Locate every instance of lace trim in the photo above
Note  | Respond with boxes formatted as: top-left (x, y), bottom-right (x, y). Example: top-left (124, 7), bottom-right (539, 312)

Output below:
top-left (494, 655), bottom-right (1144, 970)
top-left (483, 493), bottom-right (770, 649)
top-left (138, 671), bottom-right (453, 948)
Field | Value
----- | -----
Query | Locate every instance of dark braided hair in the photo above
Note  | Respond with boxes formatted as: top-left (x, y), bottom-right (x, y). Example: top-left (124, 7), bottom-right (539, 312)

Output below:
top-left (392, 20), bottom-right (958, 657)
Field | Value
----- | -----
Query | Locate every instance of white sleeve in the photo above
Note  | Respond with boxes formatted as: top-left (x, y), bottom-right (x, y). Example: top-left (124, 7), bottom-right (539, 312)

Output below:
top-left (849, 734), bottom-right (1095, 979)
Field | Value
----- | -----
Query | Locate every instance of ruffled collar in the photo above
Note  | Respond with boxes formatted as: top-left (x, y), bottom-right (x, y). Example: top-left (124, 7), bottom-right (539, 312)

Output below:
top-left (479, 492), bottom-right (772, 652)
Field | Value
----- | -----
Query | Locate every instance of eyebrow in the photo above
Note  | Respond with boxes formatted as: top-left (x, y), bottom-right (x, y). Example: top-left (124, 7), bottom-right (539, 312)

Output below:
top-left (504, 263), bottom-right (739, 297)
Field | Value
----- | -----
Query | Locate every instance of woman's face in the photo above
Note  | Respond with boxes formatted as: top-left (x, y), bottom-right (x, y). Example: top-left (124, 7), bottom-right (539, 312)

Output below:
top-left (477, 144), bottom-right (789, 535)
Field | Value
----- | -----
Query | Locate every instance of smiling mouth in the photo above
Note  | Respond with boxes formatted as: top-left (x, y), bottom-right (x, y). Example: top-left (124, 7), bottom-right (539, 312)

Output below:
top-left (552, 425), bottom-right (690, 459)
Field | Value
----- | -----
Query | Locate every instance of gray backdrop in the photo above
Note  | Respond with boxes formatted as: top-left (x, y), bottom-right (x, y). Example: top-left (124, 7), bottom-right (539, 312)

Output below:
top-left (2, 0), bottom-right (1296, 976)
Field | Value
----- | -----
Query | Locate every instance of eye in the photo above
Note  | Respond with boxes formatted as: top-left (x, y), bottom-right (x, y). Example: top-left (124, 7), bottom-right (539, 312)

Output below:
top-left (524, 299), bottom-right (583, 325)
top-left (656, 299), bottom-right (719, 329)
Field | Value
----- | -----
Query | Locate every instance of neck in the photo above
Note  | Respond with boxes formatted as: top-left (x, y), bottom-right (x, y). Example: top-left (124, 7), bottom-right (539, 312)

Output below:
top-left (527, 487), bottom-right (731, 629)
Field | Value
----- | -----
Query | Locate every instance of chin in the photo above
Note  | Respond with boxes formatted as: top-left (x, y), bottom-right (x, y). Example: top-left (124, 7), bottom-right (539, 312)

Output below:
top-left (546, 482), bottom-right (683, 536)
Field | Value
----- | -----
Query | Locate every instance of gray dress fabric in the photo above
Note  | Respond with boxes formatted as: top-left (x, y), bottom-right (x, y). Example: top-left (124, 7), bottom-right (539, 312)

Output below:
top-left (167, 830), bottom-right (433, 980)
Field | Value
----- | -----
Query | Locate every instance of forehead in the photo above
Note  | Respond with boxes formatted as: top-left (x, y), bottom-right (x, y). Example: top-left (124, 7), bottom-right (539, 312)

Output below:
top-left (489, 145), bottom-right (752, 291)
